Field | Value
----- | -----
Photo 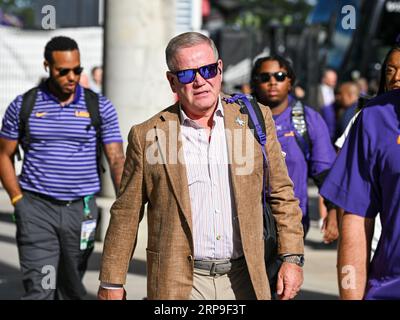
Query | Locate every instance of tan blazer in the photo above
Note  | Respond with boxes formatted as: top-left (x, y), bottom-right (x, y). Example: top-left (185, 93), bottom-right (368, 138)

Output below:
top-left (99, 95), bottom-right (304, 300)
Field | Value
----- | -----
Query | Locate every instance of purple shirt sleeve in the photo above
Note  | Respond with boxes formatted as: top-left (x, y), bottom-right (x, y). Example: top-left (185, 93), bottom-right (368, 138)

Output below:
top-left (98, 95), bottom-right (123, 144)
top-left (0, 96), bottom-right (22, 140)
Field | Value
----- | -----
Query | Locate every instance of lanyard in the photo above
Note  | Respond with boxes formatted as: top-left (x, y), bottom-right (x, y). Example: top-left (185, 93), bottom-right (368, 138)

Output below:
top-left (83, 195), bottom-right (94, 219)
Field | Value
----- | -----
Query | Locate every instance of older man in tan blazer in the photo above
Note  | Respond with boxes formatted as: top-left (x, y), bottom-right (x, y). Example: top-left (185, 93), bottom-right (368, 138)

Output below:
top-left (98, 32), bottom-right (304, 300)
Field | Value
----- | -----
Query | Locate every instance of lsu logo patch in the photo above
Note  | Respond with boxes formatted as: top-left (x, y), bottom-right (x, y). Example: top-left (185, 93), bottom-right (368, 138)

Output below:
top-left (284, 131), bottom-right (295, 137)
top-left (35, 112), bottom-right (47, 117)
top-left (75, 111), bottom-right (90, 118)
top-left (397, 135), bottom-right (400, 144)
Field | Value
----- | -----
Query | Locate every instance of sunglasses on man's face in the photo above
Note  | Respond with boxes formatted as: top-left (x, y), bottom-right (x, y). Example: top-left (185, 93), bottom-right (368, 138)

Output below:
top-left (172, 62), bottom-right (219, 84)
top-left (56, 66), bottom-right (84, 77)
top-left (257, 71), bottom-right (288, 83)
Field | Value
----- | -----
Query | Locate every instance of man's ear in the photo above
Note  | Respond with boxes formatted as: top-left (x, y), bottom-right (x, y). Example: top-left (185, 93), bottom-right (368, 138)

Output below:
top-left (44, 61), bottom-right (49, 72)
top-left (218, 59), bottom-right (223, 75)
top-left (166, 71), bottom-right (177, 93)
top-left (288, 79), bottom-right (293, 92)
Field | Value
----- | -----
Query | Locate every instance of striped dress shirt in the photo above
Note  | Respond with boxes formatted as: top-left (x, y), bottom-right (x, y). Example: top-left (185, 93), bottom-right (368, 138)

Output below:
top-left (180, 99), bottom-right (243, 260)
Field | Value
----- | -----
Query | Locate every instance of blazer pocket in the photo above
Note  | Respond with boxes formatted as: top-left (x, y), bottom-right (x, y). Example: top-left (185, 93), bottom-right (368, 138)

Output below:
top-left (146, 248), bottom-right (160, 299)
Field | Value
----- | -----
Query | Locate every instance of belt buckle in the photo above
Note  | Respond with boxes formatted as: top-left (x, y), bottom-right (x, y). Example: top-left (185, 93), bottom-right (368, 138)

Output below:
top-left (210, 262), bottom-right (217, 276)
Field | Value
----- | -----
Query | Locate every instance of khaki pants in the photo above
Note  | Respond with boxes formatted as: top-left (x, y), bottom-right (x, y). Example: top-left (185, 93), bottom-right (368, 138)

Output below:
top-left (190, 258), bottom-right (256, 300)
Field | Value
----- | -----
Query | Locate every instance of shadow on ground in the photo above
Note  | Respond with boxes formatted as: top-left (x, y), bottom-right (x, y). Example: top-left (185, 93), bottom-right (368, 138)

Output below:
top-left (0, 234), bottom-right (16, 246)
top-left (305, 239), bottom-right (338, 250)
top-left (296, 289), bottom-right (338, 300)
top-left (87, 251), bottom-right (147, 276)
top-left (0, 212), bottom-right (13, 224)
top-left (0, 262), bottom-right (24, 300)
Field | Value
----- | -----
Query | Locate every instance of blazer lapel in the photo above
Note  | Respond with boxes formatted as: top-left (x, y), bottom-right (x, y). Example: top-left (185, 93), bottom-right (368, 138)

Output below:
top-left (155, 104), bottom-right (193, 233)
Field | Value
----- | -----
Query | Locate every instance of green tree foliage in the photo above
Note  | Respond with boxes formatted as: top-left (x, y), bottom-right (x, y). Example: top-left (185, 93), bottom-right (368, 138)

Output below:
top-left (0, 0), bottom-right (35, 27)
top-left (211, 0), bottom-right (313, 29)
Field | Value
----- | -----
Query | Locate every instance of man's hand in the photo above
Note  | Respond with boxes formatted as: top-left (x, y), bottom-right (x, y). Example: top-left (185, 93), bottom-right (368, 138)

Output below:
top-left (276, 262), bottom-right (303, 300)
top-left (97, 286), bottom-right (126, 300)
top-left (322, 208), bottom-right (339, 244)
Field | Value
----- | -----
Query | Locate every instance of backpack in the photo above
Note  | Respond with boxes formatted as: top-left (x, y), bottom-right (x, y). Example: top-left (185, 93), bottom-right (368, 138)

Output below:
top-left (17, 86), bottom-right (104, 175)
top-left (223, 93), bottom-right (282, 296)
top-left (290, 99), bottom-right (312, 161)
top-left (291, 99), bottom-right (335, 209)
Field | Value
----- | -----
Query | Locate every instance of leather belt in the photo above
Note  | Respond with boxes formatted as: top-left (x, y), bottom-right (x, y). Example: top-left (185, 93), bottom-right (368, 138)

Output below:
top-left (194, 257), bottom-right (244, 276)
top-left (26, 190), bottom-right (82, 206)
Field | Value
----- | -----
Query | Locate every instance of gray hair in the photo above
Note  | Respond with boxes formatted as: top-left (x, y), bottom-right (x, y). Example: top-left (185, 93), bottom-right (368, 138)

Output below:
top-left (165, 32), bottom-right (219, 71)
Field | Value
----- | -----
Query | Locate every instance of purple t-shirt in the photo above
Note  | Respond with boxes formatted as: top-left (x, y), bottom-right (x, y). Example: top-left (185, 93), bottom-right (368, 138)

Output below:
top-left (320, 89), bottom-right (400, 299)
top-left (273, 102), bottom-right (336, 232)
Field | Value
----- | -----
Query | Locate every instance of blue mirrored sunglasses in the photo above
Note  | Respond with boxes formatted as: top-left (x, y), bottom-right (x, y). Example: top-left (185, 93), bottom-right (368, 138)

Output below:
top-left (173, 62), bottom-right (219, 84)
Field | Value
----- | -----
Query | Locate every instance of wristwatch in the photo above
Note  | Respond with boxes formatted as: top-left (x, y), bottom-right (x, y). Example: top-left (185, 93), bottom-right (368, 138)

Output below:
top-left (281, 255), bottom-right (305, 267)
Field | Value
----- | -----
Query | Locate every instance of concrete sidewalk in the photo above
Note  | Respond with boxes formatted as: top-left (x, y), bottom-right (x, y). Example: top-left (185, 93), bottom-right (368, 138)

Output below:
top-left (0, 187), bottom-right (339, 300)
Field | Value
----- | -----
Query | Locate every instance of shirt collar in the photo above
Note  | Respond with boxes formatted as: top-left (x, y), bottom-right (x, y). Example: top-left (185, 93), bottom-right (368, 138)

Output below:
top-left (273, 96), bottom-right (295, 122)
top-left (39, 79), bottom-right (83, 105)
top-left (179, 96), bottom-right (224, 127)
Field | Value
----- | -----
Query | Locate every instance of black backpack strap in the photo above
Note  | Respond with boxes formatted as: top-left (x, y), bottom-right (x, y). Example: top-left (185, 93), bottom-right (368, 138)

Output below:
top-left (291, 100), bottom-right (312, 161)
top-left (17, 87), bottom-right (39, 159)
top-left (84, 88), bottom-right (105, 174)
top-left (84, 88), bottom-right (101, 132)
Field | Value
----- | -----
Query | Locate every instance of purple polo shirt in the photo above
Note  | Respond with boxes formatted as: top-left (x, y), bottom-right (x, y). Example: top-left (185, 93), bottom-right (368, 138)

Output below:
top-left (0, 82), bottom-right (123, 200)
top-left (272, 101), bottom-right (336, 233)
top-left (320, 89), bottom-right (400, 299)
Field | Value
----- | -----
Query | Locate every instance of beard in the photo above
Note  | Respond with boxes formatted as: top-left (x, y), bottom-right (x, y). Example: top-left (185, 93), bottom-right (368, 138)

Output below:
top-left (258, 96), bottom-right (282, 109)
top-left (265, 99), bottom-right (282, 108)
top-left (255, 90), bottom-right (283, 109)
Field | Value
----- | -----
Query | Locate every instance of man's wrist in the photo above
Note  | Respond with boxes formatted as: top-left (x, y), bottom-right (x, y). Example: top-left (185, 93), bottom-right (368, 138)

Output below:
top-left (98, 284), bottom-right (126, 300)
top-left (100, 281), bottom-right (124, 290)
top-left (11, 194), bottom-right (23, 206)
top-left (280, 254), bottom-right (305, 267)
